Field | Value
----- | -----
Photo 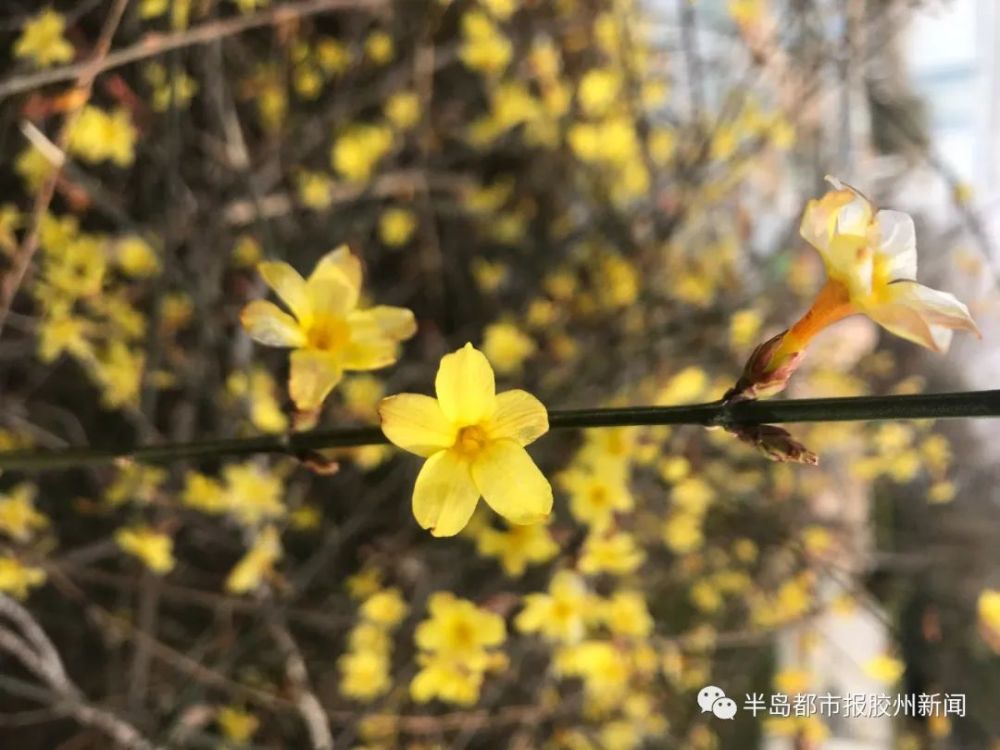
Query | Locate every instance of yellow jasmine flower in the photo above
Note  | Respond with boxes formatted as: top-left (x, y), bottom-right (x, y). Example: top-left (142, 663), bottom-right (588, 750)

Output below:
top-left (0, 484), bottom-right (48, 542)
top-left (410, 652), bottom-right (485, 706)
top-left (378, 207), bottom-right (417, 246)
top-left (331, 124), bottom-right (393, 182)
top-left (475, 520), bottom-right (559, 576)
top-left (346, 567), bottom-right (383, 600)
top-left (414, 592), bottom-right (506, 659)
top-left (360, 587), bottom-right (409, 627)
top-left (364, 31), bottom-right (394, 65)
top-left (67, 106), bottom-right (137, 166)
top-left (226, 525), bottom-right (282, 594)
top-left (578, 531), bottom-right (645, 576)
top-left (0, 556), bottom-right (46, 599)
top-left (600, 591), bottom-right (653, 638)
top-left (379, 343), bottom-right (552, 536)
top-left (113, 236), bottom-right (161, 278)
top-left (560, 460), bottom-right (633, 530)
top-left (864, 654), bottom-right (905, 684)
top-left (482, 322), bottom-right (536, 374)
top-left (339, 650), bottom-right (392, 701)
top-left (765, 178), bottom-right (979, 377)
top-left (459, 12), bottom-right (512, 76)
top-left (296, 170), bottom-right (334, 210)
top-left (115, 526), bottom-right (175, 574)
top-left (220, 462), bottom-right (285, 526)
top-left (14, 9), bottom-right (74, 68)
top-left (979, 589), bottom-right (1000, 653)
top-left (241, 246), bottom-right (416, 412)
top-left (385, 91), bottom-right (421, 131)
top-left (516, 570), bottom-right (594, 643)
top-left (216, 706), bottom-right (259, 744)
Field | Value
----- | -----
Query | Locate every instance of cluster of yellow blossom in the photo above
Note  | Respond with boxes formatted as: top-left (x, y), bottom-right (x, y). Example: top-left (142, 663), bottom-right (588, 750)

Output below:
top-left (13, 8), bottom-right (74, 68)
top-left (339, 583), bottom-right (408, 701)
top-left (115, 525), bottom-right (175, 574)
top-left (183, 461), bottom-right (286, 527)
top-left (0, 483), bottom-right (49, 598)
top-left (410, 592), bottom-right (507, 705)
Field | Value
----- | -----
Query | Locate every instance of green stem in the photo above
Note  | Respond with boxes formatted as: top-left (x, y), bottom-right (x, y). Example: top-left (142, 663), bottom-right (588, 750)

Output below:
top-left (1, 389), bottom-right (998, 472)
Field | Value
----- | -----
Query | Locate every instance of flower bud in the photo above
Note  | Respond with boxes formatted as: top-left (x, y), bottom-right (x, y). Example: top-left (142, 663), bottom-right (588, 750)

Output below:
top-left (725, 330), bottom-right (804, 403)
top-left (728, 424), bottom-right (818, 465)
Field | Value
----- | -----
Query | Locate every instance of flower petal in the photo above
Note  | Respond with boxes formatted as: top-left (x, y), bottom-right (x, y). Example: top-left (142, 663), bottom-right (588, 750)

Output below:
top-left (342, 338), bottom-right (399, 370)
top-left (800, 181), bottom-right (873, 291)
top-left (258, 261), bottom-right (311, 322)
top-left (412, 450), bottom-right (480, 537)
top-left (306, 273), bottom-right (358, 320)
top-left (351, 306), bottom-right (417, 342)
top-left (240, 300), bottom-right (306, 347)
top-left (867, 281), bottom-right (979, 353)
top-left (486, 390), bottom-right (549, 446)
top-left (380, 394), bottom-right (457, 457)
top-left (874, 209), bottom-right (916, 280)
top-left (471, 439), bottom-right (552, 525)
top-left (289, 349), bottom-right (343, 411)
top-left (313, 245), bottom-right (363, 292)
top-left (435, 343), bottom-right (496, 426)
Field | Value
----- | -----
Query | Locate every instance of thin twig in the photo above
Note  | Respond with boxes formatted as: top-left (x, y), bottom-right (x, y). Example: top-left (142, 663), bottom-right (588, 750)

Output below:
top-left (0, 389), bottom-right (997, 471)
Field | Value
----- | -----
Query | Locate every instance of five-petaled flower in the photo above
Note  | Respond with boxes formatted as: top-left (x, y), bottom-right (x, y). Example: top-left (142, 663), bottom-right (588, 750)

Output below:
top-left (757, 177), bottom-right (979, 388)
top-left (379, 343), bottom-right (553, 537)
top-left (241, 246), bottom-right (416, 413)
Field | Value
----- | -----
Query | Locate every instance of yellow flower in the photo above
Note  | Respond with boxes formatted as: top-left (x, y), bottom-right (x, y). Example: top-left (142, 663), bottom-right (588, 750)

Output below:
top-left (0, 484), bottom-right (48, 542)
top-left (475, 520), bottom-right (559, 577)
top-left (459, 12), bottom-right (511, 76)
top-left (385, 91), bottom-right (421, 131)
top-left (516, 570), bottom-right (593, 643)
top-left (577, 69), bottom-right (621, 118)
top-left (115, 526), bottom-right (175, 574)
top-left (220, 463), bottom-right (285, 526)
top-left (415, 592), bottom-right (506, 657)
top-left (410, 652), bottom-right (485, 706)
top-left (339, 650), bottom-right (392, 701)
top-left (67, 106), bottom-right (137, 166)
top-left (378, 207), bottom-right (417, 246)
top-left (864, 654), bottom-right (905, 684)
top-left (330, 124), bottom-right (393, 182)
top-left (977, 589), bottom-right (1000, 653)
top-left (226, 525), bottom-right (282, 594)
top-left (482, 322), bottom-right (536, 374)
top-left (241, 246), bottom-right (416, 412)
top-left (295, 170), bottom-right (333, 210)
top-left (114, 236), bottom-right (161, 278)
top-left (379, 343), bottom-right (552, 537)
top-left (768, 178), bottom-right (978, 372)
top-left (663, 511), bottom-right (704, 554)
top-left (0, 556), bottom-right (46, 599)
top-left (14, 9), bottom-right (74, 68)
top-left (365, 31), bottom-right (395, 65)
top-left (216, 706), bottom-right (259, 744)
top-left (360, 587), bottom-right (409, 628)
top-left (600, 591), bottom-right (653, 638)
top-left (560, 460), bottom-right (633, 530)
top-left (579, 531), bottom-right (645, 576)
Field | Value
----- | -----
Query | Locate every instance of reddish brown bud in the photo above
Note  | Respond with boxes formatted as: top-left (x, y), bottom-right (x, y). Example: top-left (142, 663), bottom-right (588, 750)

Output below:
top-left (728, 424), bottom-right (818, 465)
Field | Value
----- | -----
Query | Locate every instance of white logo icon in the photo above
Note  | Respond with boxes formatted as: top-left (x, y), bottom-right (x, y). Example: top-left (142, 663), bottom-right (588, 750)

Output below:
top-left (697, 685), bottom-right (738, 720)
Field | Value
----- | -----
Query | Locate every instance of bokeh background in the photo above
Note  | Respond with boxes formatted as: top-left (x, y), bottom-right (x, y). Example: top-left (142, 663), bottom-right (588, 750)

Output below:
top-left (0, 0), bottom-right (998, 748)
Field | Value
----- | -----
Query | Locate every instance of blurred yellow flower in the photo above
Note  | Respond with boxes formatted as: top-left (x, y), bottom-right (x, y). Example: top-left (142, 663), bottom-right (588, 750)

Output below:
top-left (379, 207), bottom-right (417, 246)
top-left (331, 124), bottom-right (393, 182)
top-left (0, 556), bottom-right (46, 599)
top-left (114, 236), bottom-right (161, 278)
top-left (365, 31), bottom-right (395, 65)
top-left (379, 343), bottom-right (552, 536)
top-left (360, 587), bottom-right (409, 627)
top-left (241, 246), bottom-right (416, 412)
top-left (115, 526), bottom-right (175, 574)
top-left (475, 520), bottom-right (559, 576)
top-left (0, 484), bottom-right (47, 542)
top-left (14, 9), bottom-right (74, 68)
top-left (67, 106), bottom-right (137, 167)
top-left (415, 591), bottom-right (505, 659)
top-left (577, 69), bottom-right (621, 117)
top-left (385, 91), bottom-right (421, 131)
top-left (339, 650), bottom-right (392, 701)
top-left (216, 706), bottom-right (259, 744)
top-left (600, 591), bottom-right (653, 638)
top-left (460, 12), bottom-right (511, 76)
top-left (864, 654), bottom-right (905, 684)
top-left (517, 570), bottom-right (593, 643)
top-left (579, 531), bottom-right (645, 576)
top-left (482, 322), bottom-right (536, 374)
top-left (226, 525), bottom-right (282, 594)
top-left (978, 589), bottom-right (1000, 653)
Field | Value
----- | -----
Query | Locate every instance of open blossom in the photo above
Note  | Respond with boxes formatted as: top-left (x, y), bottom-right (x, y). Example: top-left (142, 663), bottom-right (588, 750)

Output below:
top-left (241, 246), bottom-right (416, 413)
top-left (736, 178), bottom-right (979, 398)
top-left (379, 343), bottom-right (552, 537)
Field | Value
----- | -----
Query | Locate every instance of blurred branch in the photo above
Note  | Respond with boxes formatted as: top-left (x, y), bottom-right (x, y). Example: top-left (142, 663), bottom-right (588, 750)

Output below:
top-left (0, 389), bottom-right (997, 471)
top-left (0, 0), bottom-right (390, 103)
top-left (0, 594), bottom-right (161, 750)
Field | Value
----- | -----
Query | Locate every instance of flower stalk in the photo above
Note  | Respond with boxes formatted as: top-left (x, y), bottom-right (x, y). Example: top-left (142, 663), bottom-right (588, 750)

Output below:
top-left (0, 389), bottom-right (997, 472)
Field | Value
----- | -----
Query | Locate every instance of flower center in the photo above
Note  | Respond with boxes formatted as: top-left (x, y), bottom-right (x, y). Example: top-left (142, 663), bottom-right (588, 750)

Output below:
top-left (455, 425), bottom-right (489, 458)
top-left (307, 316), bottom-right (350, 351)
